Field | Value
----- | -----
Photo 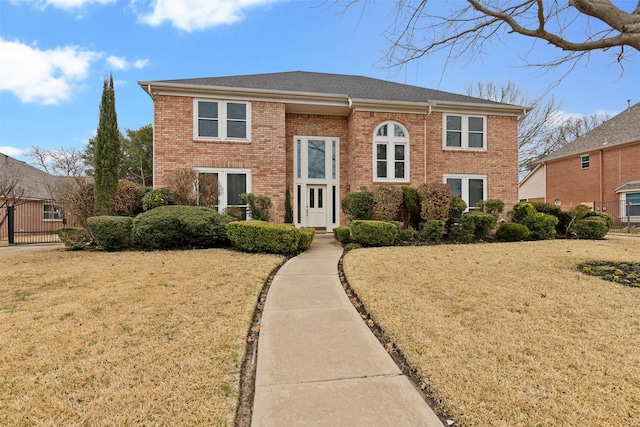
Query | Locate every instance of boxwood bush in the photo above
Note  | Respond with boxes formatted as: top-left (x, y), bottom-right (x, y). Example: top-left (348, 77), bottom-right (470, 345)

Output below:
top-left (333, 226), bottom-right (351, 245)
top-left (418, 220), bottom-right (445, 242)
top-left (87, 216), bottom-right (133, 251)
top-left (496, 222), bottom-right (531, 241)
top-left (133, 205), bottom-right (232, 249)
top-left (576, 216), bottom-right (609, 239)
top-left (522, 212), bottom-right (559, 240)
top-left (341, 191), bottom-right (374, 221)
top-left (463, 211), bottom-right (497, 240)
top-left (350, 220), bottom-right (398, 247)
top-left (227, 220), bottom-right (301, 254)
top-left (585, 211), bottom-right (614, 229)
top-left (297, 227), bottom-right (316, 251)
top-left (56, 227), bottom-right (90, 250)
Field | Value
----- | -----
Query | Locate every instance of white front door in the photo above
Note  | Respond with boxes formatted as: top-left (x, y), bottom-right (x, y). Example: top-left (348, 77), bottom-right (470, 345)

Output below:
top-left (307, 185), bottom-right (327, 228)
top-left (293, 136), bottom-right (340, 231)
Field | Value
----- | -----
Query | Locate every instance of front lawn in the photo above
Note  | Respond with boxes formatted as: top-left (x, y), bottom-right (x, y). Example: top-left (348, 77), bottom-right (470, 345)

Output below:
top-left (0, 248), bottom-right (283, 426)
top-left (343, 237), bottom-right (640, 426)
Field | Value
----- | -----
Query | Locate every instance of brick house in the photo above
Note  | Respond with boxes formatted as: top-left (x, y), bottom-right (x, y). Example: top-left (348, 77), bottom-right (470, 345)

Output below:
top-left (1, 153), bottom-right (66, 241)
top-left (139, 71), bottom-right (525, 231)
top-left (519, 102), bottom-right (640, 222)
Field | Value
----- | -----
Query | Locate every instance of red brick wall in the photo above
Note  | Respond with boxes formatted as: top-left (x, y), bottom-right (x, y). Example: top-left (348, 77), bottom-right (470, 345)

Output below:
top-left (545, 143), bottom-right (640, 208)
top-left (153, 94), bottom-right (520, 223)
top-left (153, 95), bottom-right (287, 222)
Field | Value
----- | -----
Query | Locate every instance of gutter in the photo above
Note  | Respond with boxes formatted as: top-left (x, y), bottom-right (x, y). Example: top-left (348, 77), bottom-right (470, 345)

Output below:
top-left (424, 104), bottom-right (433, 183)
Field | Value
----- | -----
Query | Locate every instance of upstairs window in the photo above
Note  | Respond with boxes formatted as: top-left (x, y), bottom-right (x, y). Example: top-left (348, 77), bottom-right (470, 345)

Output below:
top-left (444, 115), bottom-right (486, 150)
top-left (581, 155), bottom-right (590, 169)
top-left (374, 121), bottom-right (409, 182)
top-left (195, 100), bottom-right (250, 141)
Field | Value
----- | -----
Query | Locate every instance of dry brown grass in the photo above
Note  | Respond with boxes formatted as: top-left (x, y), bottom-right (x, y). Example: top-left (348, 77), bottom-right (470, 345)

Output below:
top-left (343, 237), bottom-right (640, 427)
top-left (0, 247), bottom-right (283, 426)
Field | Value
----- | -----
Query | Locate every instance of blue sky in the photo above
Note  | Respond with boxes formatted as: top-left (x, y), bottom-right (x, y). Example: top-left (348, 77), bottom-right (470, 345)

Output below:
top-left (1, 0), bottom-right (639, 163)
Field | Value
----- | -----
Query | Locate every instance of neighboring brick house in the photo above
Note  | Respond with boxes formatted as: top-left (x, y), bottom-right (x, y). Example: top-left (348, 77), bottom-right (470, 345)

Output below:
top-left (519, 102), bottom-right (640, 222)
top-left (1, 153), bottom-right (65, 240)
top-left (139, 71), bottom-right (525, 231)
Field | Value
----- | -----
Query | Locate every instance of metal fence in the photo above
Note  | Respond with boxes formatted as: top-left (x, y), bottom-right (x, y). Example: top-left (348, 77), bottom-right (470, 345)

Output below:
top-left (593, 200), bottom-right (640, 233)
top-left (0, 199), bottom-right (75, 245)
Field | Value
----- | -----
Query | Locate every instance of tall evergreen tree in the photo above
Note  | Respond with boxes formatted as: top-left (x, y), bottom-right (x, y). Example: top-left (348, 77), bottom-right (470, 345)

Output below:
top-left (93, 74), bottom-right (120, 215)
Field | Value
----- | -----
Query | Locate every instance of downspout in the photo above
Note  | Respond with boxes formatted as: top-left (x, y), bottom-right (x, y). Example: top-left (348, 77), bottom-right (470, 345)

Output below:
top-left (424, 104), bottom-right (433, 183)
top-left (599, 149), bottom-right (604, 205)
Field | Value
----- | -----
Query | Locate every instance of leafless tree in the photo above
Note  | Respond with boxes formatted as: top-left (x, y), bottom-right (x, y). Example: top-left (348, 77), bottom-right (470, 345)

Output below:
top-left (26, 146), bottom-right (88, 177)
top-left (338, 1), bottom-right (640, 72)
top-left (465, 80), bottom-right (609, 176)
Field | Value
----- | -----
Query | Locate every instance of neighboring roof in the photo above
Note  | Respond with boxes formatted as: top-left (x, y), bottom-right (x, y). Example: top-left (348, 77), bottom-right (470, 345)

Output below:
top-left (0, 153), bottom-right (63, 200)
top-left (139, 71), bottom-right (525, 114)
top-left (541, 102), bottom-right (640, 162)
top-left (615, 180), bottom-right (640, 193)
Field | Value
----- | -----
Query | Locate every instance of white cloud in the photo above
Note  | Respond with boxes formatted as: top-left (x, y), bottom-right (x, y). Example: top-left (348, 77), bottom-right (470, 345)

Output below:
top-left (9, 0), bottom-right (116, 11)
top-left (0, 38), bottom-right (101, 105)
top-left (106, 55), bottom-right (151, 71)
top-left (138, 0), bottom-right (283, 31)
top-left (0, 146), bottom-right (25, 157)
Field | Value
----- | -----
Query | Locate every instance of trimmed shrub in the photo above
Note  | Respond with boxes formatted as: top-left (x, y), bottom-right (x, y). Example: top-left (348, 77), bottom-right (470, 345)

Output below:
top-left (227, 220), bottom-right (300, 254)
top-left (397, 227), bottom-right (418, 243)
top-left (56, 227), bottom-right (90, 250)
top-left (417, 182), bottom-right (452, 222)
top-left (113, 179), bottom-right (144, 216)
top-left (142, 188), bottom-right (177, 211)
top-left (496, 222), bottom-right (531, 241)
top-left (350, 220), bottom-right (398, 247)
top-left (133, 205), bottom-right (232, 249)
top-left (241, 193), bottom-right (271, 221)
top-left (341, 191), bottom-right (374, 221)
top-left (87, 216), bottom-right (133, 251)
top-left (576, 216), bottom-right (609, 239)
top-left (508, 202), bottom-right (537, 224)
top-left (418, 220), bottom-right (445, 242)
top-left (372, 185), bottom-right (403, 222)
top-left (448, 222), bottom-right (475, 243)
top-left (522, 212), bottom-right (559, 240)
top-left (297, 227), bottom-right (316, 251)
top-left (585, 211), bottom-right (614, 229)
top-left (333, 226), bottom-right (352, 245)
top-left (561, 204), bottom-right (592, 236)
top-left (530, 202), bottom-right (563, 218)
top-left (399, 186), bottom-right (420, 228)
top-left (462, 211), bottom-right (498, 240)
top-left (477, 199), bottom-right (505, 216)
top-left (447, 196), bottom-right (467, 223)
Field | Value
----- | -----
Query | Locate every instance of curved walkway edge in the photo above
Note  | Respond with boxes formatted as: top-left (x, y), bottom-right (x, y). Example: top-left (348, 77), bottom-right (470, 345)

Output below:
top-left (251, 237), bottom-right (445, 426)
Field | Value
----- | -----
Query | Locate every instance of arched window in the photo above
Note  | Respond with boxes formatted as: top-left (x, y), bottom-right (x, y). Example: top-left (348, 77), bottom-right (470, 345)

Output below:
top-left (373, 121), bottom-right (409, 181)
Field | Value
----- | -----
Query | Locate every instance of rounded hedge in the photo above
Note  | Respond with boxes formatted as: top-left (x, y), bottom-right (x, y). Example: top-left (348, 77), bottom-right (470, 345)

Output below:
top-left (350, 220), bottom-right (398, 247)
top-left (226, 220), bottom-right (301, 254)
top-left (496, 222), bottom-right (531, 242)
top-left (87, 216), bottom-right (133, 251)
top-left (133, 205), bottom-right (233, 249)
top-left (576, 216), bottom-right (609, 239)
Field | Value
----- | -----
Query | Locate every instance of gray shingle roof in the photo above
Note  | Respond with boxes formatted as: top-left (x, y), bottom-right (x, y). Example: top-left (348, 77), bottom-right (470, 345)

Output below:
top-left (541, 102), bottom-right (640, 162)
top-left (0, 154), bottom-right (62, 200)
top-left (152, 71), bottom-right (515, 107)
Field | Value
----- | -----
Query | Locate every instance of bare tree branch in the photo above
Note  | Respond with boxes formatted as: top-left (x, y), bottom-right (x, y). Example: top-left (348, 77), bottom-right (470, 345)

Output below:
top-left (338, 0), bottom-right (640, 73)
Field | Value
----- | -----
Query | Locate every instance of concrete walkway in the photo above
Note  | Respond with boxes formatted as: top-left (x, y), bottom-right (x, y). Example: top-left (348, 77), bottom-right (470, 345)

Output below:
top-left (251, 237), bottom-right (444, 426)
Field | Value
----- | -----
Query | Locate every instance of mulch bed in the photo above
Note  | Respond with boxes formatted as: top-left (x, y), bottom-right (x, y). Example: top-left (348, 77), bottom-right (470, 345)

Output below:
top-left (578, 261), bottom-right (640, 287)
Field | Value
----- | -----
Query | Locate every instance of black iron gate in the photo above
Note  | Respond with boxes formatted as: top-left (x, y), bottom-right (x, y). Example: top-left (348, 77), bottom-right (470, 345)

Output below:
top-left (593, 200), bottom-right (640, 233)
top-left (0, 200), bottom-right (68, 245)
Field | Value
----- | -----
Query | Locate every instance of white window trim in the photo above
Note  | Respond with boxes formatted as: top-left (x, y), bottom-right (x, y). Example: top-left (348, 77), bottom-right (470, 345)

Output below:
top-left (193, 99), bottom-right (251, 142)
top-left (443, 174), bottom-right (488, 211)
top-left (43, 203), bottom-right (63, 221)
top-left (621, 192), bottom-right (640, 219)
top-left (373, 121), bottom-right (410, 183)
top-left (194, 167), bottom-right (251, 216)
top-left (580, 154), bottom-right (590, 169)
top-left (443, 114), bottom-right (487, 151)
